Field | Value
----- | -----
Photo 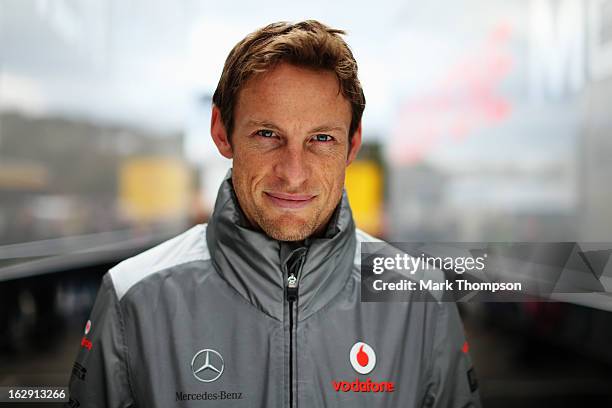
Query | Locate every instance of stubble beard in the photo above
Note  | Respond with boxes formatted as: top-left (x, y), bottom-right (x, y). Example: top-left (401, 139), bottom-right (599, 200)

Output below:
top-left (252, 206), bottom-right (325, 241)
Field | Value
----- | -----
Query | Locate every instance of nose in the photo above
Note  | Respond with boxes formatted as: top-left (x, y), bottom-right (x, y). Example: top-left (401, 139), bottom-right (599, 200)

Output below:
top-left (273, 143), bottom-right (309, 189)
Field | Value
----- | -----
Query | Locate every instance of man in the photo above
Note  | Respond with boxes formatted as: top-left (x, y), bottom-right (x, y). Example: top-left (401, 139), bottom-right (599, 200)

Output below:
top-left (67, 20), bottom-right (481, 407)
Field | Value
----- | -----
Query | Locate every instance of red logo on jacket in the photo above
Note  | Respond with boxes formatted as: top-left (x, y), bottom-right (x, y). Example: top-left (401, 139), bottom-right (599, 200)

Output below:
top-left (332, 342), bottom-right (395, 393)
top-left (80, 336), bottom-right (92, 351)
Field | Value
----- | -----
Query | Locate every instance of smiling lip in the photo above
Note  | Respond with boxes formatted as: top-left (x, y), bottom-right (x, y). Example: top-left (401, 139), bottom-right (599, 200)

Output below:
top-left (264, 192), bottom-right (316, 209)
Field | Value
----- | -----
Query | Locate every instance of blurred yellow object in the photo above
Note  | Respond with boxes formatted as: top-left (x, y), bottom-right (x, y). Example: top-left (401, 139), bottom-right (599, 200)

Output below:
top-left (345, 160), bottom-right (383, 236)
top-left (119, 157), bottom-right (190, 222)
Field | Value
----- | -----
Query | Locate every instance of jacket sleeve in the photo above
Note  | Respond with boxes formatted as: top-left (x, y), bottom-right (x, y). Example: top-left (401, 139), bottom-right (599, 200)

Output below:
top-left (66, 273), bottom-right (135, 408)
top-left (422, 302), bottom-right (482, 408)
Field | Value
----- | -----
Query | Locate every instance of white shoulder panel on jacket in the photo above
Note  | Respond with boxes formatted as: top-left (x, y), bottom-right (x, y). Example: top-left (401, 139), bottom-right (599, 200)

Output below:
top-left (109, 224), bottom-right (210, 300)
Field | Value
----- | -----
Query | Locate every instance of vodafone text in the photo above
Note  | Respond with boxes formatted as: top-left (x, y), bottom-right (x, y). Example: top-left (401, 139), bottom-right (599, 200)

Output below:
top-left (332, 378), bottom-right (395, 393)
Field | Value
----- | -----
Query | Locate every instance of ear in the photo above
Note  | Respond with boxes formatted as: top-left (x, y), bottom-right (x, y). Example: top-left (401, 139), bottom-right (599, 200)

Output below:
top-left (211, 105), bottom-right (233, 159)
top-left (346, 122), bottom-right (362, 166)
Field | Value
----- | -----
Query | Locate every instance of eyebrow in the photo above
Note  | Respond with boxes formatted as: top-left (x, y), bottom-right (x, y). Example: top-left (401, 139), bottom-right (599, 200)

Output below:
top-left (309, 124), bottom-right (347, 134)
top-left (246, 120), bottom-right (282, 131)
top-left (245, 120), bottom-right (347, 134)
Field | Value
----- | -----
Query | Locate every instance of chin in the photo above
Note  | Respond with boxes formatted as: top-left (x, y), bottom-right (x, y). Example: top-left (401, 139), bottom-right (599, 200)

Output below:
top-left (261, 215), bottom-right (317, 241)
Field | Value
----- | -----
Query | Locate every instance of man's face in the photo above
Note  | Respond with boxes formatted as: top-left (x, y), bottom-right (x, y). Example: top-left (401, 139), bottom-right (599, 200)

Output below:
top-left (212, 63), bottom-right (361, 241)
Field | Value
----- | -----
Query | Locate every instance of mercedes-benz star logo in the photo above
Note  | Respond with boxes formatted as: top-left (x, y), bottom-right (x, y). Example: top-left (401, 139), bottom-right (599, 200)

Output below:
top-left (191, 349), bottom-right (224, 383)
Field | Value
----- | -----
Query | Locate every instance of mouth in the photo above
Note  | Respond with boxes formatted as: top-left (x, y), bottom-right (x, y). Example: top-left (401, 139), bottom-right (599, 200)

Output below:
top-left (264, 191), bottom-right (317, 210)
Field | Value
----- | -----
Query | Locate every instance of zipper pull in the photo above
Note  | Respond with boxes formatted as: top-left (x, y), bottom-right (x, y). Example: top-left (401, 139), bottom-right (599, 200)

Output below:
top-left (284, 246), bottom-right (306, 303)
top-left (286, 273), bottom-right (298, 302)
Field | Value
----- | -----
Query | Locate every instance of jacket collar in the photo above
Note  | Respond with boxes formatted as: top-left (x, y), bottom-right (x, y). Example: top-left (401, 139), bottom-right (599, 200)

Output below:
top-left (206, 170), bottom-right (357, 321)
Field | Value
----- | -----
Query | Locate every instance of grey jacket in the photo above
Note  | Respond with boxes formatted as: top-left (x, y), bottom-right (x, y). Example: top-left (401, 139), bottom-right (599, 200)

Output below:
top-left (67, 174), bottom-right (481, 408)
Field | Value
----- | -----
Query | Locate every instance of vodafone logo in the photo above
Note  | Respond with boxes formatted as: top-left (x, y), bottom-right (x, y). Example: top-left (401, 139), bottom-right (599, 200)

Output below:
top-left (349, 342), bottom-right (376, 375)
top-left (332, 341), bottom-right (394, 393)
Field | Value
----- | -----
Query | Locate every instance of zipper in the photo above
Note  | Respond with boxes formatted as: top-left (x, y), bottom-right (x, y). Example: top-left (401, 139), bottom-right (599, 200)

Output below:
top-left (287, 274), bottom-right (297, 408)
top-left (285, 248), bottom-right (306, 408)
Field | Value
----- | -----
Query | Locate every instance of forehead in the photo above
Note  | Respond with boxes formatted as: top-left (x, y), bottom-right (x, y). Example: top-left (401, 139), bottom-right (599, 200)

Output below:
top-left (234, 63), bottom-right (351, 128)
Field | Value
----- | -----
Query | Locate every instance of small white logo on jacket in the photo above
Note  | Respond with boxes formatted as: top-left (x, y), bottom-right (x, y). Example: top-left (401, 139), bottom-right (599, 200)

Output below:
top-left (191, 349), bottom-right (225, 382)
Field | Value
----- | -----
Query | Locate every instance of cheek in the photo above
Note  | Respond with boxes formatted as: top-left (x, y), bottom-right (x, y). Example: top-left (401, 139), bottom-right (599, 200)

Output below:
top-left (233, 147), bottom-right (270, 189)
top-left (316, 158), bottom-right (347, 197)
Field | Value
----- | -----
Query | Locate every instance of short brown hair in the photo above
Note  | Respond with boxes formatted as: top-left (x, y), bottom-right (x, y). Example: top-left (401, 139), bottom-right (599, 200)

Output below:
top-left (212, 20), bottom-right (365, 141)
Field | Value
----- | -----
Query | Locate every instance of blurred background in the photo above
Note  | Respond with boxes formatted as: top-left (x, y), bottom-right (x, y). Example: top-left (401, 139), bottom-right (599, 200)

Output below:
top-left (1, 0), bottom-right (612, 406)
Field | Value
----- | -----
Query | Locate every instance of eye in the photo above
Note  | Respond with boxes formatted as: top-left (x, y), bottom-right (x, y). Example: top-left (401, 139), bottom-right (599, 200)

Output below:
top-left (313, 134), bottom-right (334, 142)
top-left (255, 129), bottom-right (276, 138)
